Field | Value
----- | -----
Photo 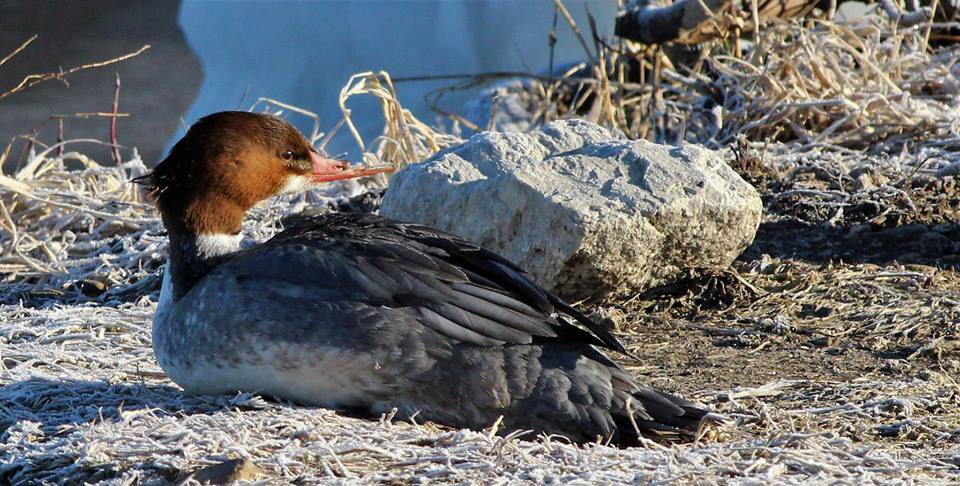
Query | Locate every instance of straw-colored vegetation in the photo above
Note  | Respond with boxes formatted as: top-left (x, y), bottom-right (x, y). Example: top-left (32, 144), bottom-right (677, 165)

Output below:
top-left (2, 8), bottom-right (959, 485)
top-left (458, 15), bottom-right (960, 151)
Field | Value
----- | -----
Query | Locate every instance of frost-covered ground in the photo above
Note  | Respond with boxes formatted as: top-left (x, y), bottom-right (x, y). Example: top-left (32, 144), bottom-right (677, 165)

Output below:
top-left (1, 148), bottom-right (959, 484)
top-left (3, 305), bottom-right (958, 484)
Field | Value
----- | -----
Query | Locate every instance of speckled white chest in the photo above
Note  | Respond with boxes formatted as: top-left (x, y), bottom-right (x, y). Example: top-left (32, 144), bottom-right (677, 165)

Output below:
top-left (152, 267), bottom-right (392, 408)
top-left (157, 340), bottom-right (393, 408)
top-left (153, 232), bottom-right (398, 408)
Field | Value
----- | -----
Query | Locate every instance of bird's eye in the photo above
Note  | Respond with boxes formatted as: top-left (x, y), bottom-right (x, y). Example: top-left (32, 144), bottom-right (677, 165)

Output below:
top-left (281, 150), bottom-right (294, 161)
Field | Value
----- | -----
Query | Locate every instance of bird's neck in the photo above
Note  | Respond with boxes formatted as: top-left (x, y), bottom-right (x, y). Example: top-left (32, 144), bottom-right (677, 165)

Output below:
top-left (157, 194), bottom-right (250, 295)
top-left (162, 230), bottom-right (243, 302)
top-left (156, 228), bottom-right (244, 326)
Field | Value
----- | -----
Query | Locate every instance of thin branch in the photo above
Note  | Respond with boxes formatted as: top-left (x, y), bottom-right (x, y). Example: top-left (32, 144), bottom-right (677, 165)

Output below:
top-left (0, 44), bottom-right (150, 102)
top-left (57, 118), bottom-right (64, 158)
top-left (392, 71), bottom-right (646, 91)
top-left (553, 0), bottom-right (597, 65)
top-left (50, 112), bottom-right (130, 119)
top-left (111, 73), bottom-right (122, 164)
top-left (0, 35), bottom-right (37, 67)
top-left (548, 4), bottom-right (559, 82)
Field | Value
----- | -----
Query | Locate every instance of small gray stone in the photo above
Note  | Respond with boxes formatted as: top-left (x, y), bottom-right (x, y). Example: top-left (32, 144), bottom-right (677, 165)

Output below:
top-left (189, 458), bottom-right (264, 485)
top-left (381, 119), bottom-right (761, 300)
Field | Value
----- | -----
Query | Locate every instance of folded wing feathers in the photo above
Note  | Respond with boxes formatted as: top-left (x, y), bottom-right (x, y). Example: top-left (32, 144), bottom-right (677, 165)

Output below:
top-left (419, 307), bottom-right (505, 346)
top-left (449, 282), bottom-right (543, 318)
top-left (372, 255), bottom-right (556, 344)
top-left (552, 298), bottom-right (630, 356)
top-left (287, 214), bottom-right (627, 354)
top-left (434, 302), bottom-right (533, 343)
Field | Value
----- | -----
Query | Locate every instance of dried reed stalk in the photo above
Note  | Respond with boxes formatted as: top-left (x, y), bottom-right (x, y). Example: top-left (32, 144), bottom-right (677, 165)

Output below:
top-left (337, 71), bottom-right (462, 168)
top-left (446, 14), bottom-right (958, 154)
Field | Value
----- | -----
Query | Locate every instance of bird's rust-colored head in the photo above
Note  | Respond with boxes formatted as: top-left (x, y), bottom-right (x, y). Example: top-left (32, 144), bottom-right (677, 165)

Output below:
top-left (136, 111), bottom-right (392, 236)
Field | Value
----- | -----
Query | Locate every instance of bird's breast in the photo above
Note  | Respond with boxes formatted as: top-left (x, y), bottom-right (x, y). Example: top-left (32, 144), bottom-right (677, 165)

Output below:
top-left (153, 307), bottom-right (394, 408)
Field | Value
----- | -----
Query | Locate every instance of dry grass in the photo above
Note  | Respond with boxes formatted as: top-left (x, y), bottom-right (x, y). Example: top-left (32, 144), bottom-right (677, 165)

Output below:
top-left (710, 18), bottom-right (960, 150)
top-left (0, 148), bottom-right (155, 306)
top-left (336, 71), bottom-right (462, 168)
top-left (459, 14), bottom-right (960, 153)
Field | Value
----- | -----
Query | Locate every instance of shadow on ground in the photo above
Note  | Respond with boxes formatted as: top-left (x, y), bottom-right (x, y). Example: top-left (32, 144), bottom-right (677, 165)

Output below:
top-left (740, 220), bottom-right (960, 267)
top-left (0, 377), bottom-right (225, 435)
top-left (0, 377), bottom-right (379, 438)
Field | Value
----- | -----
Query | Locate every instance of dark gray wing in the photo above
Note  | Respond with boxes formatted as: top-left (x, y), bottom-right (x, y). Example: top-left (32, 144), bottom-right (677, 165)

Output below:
top-left (256, 212), bottom-right (629, 354)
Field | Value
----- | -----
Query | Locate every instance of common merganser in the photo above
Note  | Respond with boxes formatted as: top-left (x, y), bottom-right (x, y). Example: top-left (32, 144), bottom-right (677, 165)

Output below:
top-left (139, 111), bottom-right (713, 445)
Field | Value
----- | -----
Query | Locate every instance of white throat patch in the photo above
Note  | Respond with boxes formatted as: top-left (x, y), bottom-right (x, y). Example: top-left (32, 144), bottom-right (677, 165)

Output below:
top-left (277, 174), bottom-right (315, 195)
top-left (196, 233), bottom-right (243, 259)
top-left (155, 233), bottom-right (242, 325)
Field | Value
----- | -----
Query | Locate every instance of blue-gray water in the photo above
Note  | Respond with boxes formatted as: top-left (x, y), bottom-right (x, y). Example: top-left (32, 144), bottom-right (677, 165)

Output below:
top-left (177, 0), bottom-right (617, 159)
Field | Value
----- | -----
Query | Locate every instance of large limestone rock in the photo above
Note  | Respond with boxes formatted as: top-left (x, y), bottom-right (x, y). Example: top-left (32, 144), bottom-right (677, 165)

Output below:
top-left (380, 119), bottom-right (761, 300)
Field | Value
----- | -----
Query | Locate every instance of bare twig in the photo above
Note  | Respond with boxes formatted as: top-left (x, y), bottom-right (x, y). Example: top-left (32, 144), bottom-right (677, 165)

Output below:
top-left (56, 119), bottom-right (64, 158)
top-left (0, 44), bottom-right (150, 102)
top-left (553, 0), bottom-right (597, 65)
top-left (111, 73), bottom-right (122, 164)
top-left (50, 112), bottom-right (130, 119)
top-left (0, 35), bottom-right (37, 67)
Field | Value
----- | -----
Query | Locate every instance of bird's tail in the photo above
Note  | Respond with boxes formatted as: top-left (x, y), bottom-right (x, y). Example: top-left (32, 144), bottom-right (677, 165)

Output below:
top-left (569, 345), bottom-right (724, 445)
top-left (610, 386), bottom-right (724, 445)
top-left (399, 342), bottom-right (725, 446)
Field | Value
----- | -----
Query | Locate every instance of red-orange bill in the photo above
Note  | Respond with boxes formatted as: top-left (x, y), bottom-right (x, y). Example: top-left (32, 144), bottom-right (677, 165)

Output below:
top-left (310, 151), bottom-right (394, 182)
